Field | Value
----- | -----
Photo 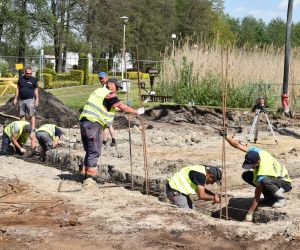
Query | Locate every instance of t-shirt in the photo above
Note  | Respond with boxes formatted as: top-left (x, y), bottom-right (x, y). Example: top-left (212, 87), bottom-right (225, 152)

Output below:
top-left (18, 76), bottom-right (38, 100)
top-left (103, 92), bottom-right (121, 111)
top-left (55, 127), bottom-right (62, 138)
top-left (189, 171), bottom-right (206, 186)
top-left (247, 146), bottom-right (265, 184)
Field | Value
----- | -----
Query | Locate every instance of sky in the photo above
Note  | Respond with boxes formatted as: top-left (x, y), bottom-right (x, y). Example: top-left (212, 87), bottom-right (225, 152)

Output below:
top-left (224, 0), bottom-right (300, 23)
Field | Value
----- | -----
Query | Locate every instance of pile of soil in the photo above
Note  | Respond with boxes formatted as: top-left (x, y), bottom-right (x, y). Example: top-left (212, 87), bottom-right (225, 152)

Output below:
top-left (0, 88), bottom-right (79, 128)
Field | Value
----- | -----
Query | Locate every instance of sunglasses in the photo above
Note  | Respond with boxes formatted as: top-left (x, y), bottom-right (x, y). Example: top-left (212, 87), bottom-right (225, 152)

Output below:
top-left (25, 72), bottom-right (32, 75)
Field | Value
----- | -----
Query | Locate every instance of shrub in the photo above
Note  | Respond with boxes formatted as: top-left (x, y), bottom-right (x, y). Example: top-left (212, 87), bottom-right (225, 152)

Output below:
top-left (70, 70), bottom-right (84, 84)
top-left (0, 62), bottom-right (11, 77)
top-left (56, 73), bottom-right (71, 81)
top-left (36, 68), bottom-right (57, 81)
top-left (78, 53), bottom-right (89, 85)
top-left (45, 63), bottom-right (54, 69)
top-left (0, 84), bottom-right (15, 94)
top-left (49, 80), bottom-right (80, 88)
top-left (141, 73), bottom-right (149, 79)
top-left (42, 73), bottom-right (53, 89)
top-left (88, 74), bottom-right (99, 85)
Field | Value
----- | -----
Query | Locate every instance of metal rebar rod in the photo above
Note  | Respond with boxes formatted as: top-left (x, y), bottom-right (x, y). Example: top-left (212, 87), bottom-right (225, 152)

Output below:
top-left (220, 46), bottom-right (224, 220)
top-left (136, 46), bottom-right (150, 195)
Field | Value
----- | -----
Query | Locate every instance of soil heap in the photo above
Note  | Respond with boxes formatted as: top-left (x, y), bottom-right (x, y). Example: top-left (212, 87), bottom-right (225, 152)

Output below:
top-left (0, 87), bottom-right (79, 128)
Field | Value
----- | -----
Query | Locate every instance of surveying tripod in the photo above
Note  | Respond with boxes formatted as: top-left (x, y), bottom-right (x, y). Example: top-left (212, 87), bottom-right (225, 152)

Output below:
top-left (248, 107), bottom-right (278, 144)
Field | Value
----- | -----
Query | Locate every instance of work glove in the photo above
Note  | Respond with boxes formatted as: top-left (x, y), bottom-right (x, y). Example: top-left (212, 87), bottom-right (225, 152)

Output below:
top-left (219, 128), bottom-right (227, 137)
top-left (244, 212), bottom-right (253, 222)
top-left (137, 107), bottom-right (145, 115)
top-left (20, 148), bottom-right (26, 154)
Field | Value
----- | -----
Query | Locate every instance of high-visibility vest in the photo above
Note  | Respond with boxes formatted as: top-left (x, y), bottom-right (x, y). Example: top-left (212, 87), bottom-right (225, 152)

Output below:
top-left (4, 121), bottom-right (30, 144)
top-left (79, 87), bottom-right (116, 127)
top-left (168, 165), bottom-right (206, 195)
top-left (253, 150), bottom-right (291, 184)
top-left (36, 124), bottom-right (56, 139)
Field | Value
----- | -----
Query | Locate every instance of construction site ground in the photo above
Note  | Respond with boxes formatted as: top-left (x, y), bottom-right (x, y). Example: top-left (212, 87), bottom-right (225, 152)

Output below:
top-left (1, 105), bottom-right (300, 249)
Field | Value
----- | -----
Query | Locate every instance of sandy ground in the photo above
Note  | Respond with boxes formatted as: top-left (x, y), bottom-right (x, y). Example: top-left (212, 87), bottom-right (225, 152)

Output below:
top-left (1, 107), bottom-right (300, 249)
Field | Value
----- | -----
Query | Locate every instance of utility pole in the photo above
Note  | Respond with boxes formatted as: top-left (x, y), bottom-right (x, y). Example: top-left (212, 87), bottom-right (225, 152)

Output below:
top-left (282, 0), bottom-right (294, 114)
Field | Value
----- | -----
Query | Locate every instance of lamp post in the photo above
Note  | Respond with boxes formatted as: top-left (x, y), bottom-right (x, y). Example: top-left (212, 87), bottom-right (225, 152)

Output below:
top-left (171, 33), bottom-right (176, 58)
top-left (121, 16), bottom-right (129, 87)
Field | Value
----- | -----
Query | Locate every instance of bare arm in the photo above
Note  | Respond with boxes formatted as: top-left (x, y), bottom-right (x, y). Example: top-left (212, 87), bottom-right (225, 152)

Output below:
top-left (197, 185), bottom-right (220, 203)
top-left (225, 136), bottom-right (248, 152)
top-left (116, 103), bottom-right (138, 115)
top-left (34, 87), bottom-right (39, 106)
top-left (30, 134), bottom-right (36, 149)
top-left (13, 88), bottom-right (19, 106)
top-left (248, 184), bottom-right (263, 213)
top-left (11, 134), bottom-right (23, 151)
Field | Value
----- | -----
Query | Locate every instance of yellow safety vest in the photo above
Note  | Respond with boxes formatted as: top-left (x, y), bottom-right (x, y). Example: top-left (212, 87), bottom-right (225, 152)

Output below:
top-left (79, 87), bottom-right (116, 127)
top-left (168, 165), bottom-right (206, 195)
top-left (4, 121), bottom-right (30, 144)
top-left (253, 150), bottom-right (291, 184)
top-left (36, 124), bottom-right (56, 139)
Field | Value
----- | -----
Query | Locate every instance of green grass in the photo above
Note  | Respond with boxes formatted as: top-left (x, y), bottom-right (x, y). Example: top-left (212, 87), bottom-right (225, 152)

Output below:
top-left (47, 80), bottom-right (159, 110)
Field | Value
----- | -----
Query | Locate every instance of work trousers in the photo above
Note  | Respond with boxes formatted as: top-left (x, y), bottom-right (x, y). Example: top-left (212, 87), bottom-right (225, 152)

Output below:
top-left (80, 120), bottom-right (102, 168)
top-left (1, 133), bottom-right (23, 155)
top-left (242, 171), bottom-right (292, 198)
top-left (165, 182), bottom-right (193, 209)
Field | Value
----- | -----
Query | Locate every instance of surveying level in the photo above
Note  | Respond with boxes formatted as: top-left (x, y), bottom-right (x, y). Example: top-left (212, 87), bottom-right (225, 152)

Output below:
top-left (248, 97), bottom-right (278, 144)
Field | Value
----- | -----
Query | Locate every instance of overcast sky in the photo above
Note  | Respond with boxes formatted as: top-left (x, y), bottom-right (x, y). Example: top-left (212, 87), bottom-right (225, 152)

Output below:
top-left (224, 0), bottom-right (300, 23)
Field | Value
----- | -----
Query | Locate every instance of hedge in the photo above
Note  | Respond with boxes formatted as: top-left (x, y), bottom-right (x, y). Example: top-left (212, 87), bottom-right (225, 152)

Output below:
top-left (70, 70), bottom-right (84, 84)
top-left (42, 73), bottom-right (53, 89)
top-left (88, 74), bottom-right (99, 85)
top-left (126, 71), bottom-right (150, 79)
top-left (36, 68), bottom-right (57, 81)
top-left (78, 54), bottom-right (89, 85)
top-left (48, 80), bottom-right (80, 88)
top-left (56, 72), bottom-right (72, 81)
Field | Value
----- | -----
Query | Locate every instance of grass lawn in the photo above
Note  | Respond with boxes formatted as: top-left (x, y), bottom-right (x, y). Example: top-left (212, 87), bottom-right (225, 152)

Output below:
top-left (47, 79), bottom-right (166, 110)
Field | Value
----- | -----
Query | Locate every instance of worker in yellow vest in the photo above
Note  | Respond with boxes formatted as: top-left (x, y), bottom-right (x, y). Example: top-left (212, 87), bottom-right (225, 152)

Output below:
top-left (223, 133), bottom-right (292, 222)
top-left (36, 124), bottom-right (62, 161)
top-left (1, 120), bottom-right (36, 155)
top-left (166, 165), bottom-right (222, 209)
top-left (79, 78), bottom-right (145, 179)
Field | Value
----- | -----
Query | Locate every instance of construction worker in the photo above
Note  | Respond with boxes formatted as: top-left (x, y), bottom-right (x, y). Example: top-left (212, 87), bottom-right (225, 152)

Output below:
top-left (36, 124), bottom-right (62, 161)
top-left (98, 72), bottom-right (117, 148)
top-left (166, 165), bottom-right (222, 209)
top-left (1, 120), bottom-right (36, 155)
top-left (223, 133), bottom-right (292, 222)
top-left (79, 78), bottom-right (145, 179)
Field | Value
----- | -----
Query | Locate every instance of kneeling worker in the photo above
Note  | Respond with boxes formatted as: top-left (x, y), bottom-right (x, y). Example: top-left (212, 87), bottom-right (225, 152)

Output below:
top-left (1, 120), bottom-right (36, 154)
top-left (36, 124), bottom-right (62, 161)
top-left (223, 133), bottom-right (292, 222)
top-left (166, 165), bottom-right (222, 209)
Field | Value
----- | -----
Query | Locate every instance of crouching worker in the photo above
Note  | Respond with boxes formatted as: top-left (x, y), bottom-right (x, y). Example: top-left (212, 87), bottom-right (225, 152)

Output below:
top-left (166, 165), bottom-right (222, 209)
top-left (223, 134), bottom-right (292, 222)
top-left (1, 121), bottom-right (36, 155)
top-left (36, 124), bottom-right (62, 161)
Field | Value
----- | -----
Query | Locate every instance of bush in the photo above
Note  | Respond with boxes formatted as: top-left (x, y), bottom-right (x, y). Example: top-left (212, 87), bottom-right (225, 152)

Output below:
top-left (36, 68), bottom-right (57, 81)
top-left (70, 70), bottom-right (84, 84)
top-left (49, 80), bottom-right (80, 88)
top-left (88, 74), bottom-right (99, 85)
top-left (42, 73), bottom-right (53, 89)
top-left (141, 73), bottom-right (149, 79)
top-left (78, 53), bottom-right (89, 85)
top-left (56, 73), bottom-right (71, 81)
top-left (45, 63), bottom-right (54, 69)
top-left (0, 62), bottom-right (11, 77)
top-left (0, 84), bottom-right (15, 94)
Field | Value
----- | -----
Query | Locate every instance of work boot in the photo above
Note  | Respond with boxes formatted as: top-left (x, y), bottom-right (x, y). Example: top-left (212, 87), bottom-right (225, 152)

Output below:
top-left (259, 197), bottom-right (276, 206)
top-left (85, 167), bottom-right (97, 179)
top-left (272, 198), bottom-right (286, 208)
top-left (110, 139), bottom-right (117, 147)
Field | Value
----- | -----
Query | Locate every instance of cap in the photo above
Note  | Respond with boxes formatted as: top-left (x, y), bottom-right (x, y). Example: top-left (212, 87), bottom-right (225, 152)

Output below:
top-left (242, 151), bottom-right (260, 169)
top-left (207, 167), bottom-right (222, 185)
top-left (24, 124), bottom-right (32, 133)
top-left (98, 72), bottom-right (107, 78)
top-left (107, 78), bottom-right (123, 89)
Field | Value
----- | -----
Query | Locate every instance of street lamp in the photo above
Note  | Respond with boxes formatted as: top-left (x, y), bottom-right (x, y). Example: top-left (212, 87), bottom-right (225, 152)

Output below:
top-left (171, 33), bottom-right (176, 58)
top-left (121, 16), bottom-right (129, 89)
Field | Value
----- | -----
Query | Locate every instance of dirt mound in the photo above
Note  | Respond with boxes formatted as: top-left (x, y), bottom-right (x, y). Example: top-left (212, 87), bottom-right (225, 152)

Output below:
top-left (0, 88), bottom-right (79, 128)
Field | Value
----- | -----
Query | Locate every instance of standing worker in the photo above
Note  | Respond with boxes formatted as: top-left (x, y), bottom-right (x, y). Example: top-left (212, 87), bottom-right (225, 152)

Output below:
top-left (99, 71), bottom-right (117, 148)
top-left (223, 132), bottom-right (292, 222)
top-left (35, 124), bottom-right (62, 161)
top-left (79, 78), bottom-right (145, 179)
top-left (166, 165), bottom-right (222, 209)
top-left (1, 120), bottom-right (36, 155)
top-left (13, 67), bottom-right (39, 131)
